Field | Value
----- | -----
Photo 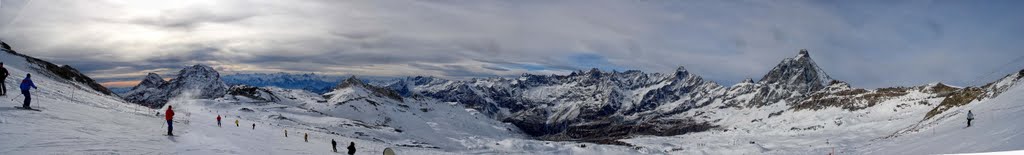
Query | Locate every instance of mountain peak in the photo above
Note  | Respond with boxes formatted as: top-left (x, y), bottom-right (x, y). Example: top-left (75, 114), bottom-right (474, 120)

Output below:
top-left (182, 64), bottom-right (217, 73)
top-left (675, 66), bottom-right (688, 72)
top-left (759, 49), bottom-right (833, 93)
top-left (124, 65), bottom-right (228, 108)
top-left (132, 73), bottom-right (167, 90)
top-left (336, 76), bottom-right (365, 89)
top-left (145, 72), bottom-right (162, 79)
top-left (741, 78), bottom-right (754, 84)
top-left (332, 76), bottom-right (404, 102)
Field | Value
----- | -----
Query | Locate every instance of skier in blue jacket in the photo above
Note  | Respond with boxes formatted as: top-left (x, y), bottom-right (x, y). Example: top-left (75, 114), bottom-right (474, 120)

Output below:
top-left (20, 74), bottom-right (37, 109)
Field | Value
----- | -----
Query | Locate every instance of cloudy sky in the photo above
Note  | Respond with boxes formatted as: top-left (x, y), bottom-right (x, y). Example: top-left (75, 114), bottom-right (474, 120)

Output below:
top-left (0, 0), bottom-right (1022, 88)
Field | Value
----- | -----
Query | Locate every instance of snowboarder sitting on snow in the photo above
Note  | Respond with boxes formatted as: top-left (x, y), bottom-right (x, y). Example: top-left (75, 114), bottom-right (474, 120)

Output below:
top-left (0, 62), bottom-right (8, 96)
top-left (20, 74), bottom-right (37, 109)
top-left (967, 110), bottom-right (975, 127)
top-left (166, 105), bottom-right (175, 136)
top-left (347, 142), bottom-right (355, 155)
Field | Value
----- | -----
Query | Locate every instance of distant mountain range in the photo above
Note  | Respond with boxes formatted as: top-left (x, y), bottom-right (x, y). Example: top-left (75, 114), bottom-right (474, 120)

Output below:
top-left (116, 49), bottom-right (1024, 143)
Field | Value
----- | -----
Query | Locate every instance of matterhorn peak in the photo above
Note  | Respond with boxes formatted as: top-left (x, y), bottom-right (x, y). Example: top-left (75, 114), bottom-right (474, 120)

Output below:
top-left (760, 49), bottom-right (832, 86)
top-left (797, 49), bottom-right (810, 58)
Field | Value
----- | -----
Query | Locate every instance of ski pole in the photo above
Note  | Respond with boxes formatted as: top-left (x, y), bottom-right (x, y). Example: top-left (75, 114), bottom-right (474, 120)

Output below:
top-left (10, 93), bottom-right (21, 101)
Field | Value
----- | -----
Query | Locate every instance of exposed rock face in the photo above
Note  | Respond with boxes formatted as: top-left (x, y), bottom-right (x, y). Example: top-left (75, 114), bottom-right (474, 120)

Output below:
top-left (332, 76), bottom-right (404, 102)
top-left (225, 85), bottom-right (281, 102)
top-left (123, 64), bottom-right (228, 108)
top-left (380, 65), bottom-right (727, 140)
top-left (748, 49), bottom-right (834, 107)
top-left (0, 40), bottom-right (115, 96)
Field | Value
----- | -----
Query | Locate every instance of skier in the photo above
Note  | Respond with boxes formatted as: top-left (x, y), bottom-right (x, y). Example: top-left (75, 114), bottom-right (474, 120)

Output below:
top-left (216, 115), bottom-right (222, 127)
top-left (347, 142), bottom-right (356, 155)
top-left (331, 139), bottom-right (337, 152)
top-left (235, 119), bottom-right (239, 127)
top-left (166, 105), bottom-right (175, 136)
top-left (252, 123), bottom-right (256, 130)
top-left (967, 110), bottom-right (975, 127)
top-left (304, 133), bottom-right (309, 142)
top-left (285, 129), bottom-right (288, 137)
top-left (20, 74), bottom-right (37, 109)
top-left (0, 62), bottom-right (8, 96)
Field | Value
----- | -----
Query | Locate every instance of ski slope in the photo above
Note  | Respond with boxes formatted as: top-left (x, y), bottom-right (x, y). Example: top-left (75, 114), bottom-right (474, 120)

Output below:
top-left (621, 82), bottom-right (1024, 154)
top-left (3, 49), bottom-right (1024, 154)
top-left (859, 83), bottom-right (1024, 154)
top-left (0, 52), bottom-right (642, 154)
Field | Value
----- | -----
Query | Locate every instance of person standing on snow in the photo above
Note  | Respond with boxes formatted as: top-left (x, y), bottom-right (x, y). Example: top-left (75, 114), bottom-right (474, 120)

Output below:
top-left (0, 62), bottom-right (8, 96)
top-left (331, 139), bottom-right (337, 152)
top-left (304, 133), bottom-right (309, 142)
top-left (252, 123), bottom-right (255, 130)
top-left (216, 115), bottom-right (222, 127)
top-left (235, 119), bottom-right (239, 127)
top-left (967, 110), bottom-right (975, 127)
top-left (166, 105), bottom-right (175, 136)
top-left (20, 74), bottom-right (37, 109)
top-left (347, 142), bottom-right (356, 155)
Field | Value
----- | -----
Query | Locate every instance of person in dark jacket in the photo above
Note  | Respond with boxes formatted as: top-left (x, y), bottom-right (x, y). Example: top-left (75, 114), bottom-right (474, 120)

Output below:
top-left (166, 105), bottom-right (175, 136)
top-left (347, 142), bottom-right (355, 155)
top-left (0, 62), bottom-right (8, 96)
top-left (20, 74), bottom-right (37, 109)
top-left (331, 139), bottom-right (337, 152)
top-left (967, 110), bottom-right (975, 127)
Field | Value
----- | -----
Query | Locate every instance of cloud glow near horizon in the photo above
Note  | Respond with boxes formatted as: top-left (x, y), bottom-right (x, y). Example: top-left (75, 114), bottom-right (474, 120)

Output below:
top-left (0, 0), bottom-right (1022, 88)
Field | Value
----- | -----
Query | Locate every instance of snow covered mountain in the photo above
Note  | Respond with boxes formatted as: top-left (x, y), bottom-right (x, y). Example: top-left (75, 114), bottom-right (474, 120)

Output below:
top-left (375, 49), bottom-right (1020, 144)
top-left (4, 39), bottom-right (1024, 154)
top-left (221, 73), bottom-right (345, 94)
top-left (0, 41), bottom-right (644, 154)
top-left (0, 41), bottom-right (115, 96)
top-left (123, 64), bottom-right (228, 108)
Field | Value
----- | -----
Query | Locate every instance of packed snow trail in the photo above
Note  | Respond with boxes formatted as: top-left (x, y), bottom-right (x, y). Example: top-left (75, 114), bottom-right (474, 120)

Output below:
top-left (0, 61), bottom-right (413, 154)
top-left (165, 99), bottom-right (423, 155)
top-left (858, 83), bottom-right (1024, 154)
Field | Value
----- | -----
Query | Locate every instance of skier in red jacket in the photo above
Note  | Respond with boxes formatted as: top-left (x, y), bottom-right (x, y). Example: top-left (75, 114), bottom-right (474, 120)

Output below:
top-left (166, 106), bottom-right (175, 136)
top-left (216, 115), bottom-right (222, 127)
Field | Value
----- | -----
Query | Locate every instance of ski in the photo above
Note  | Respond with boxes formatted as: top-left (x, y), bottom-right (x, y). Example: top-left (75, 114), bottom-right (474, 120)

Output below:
top-left (14, 106), bottom-right (41, 111)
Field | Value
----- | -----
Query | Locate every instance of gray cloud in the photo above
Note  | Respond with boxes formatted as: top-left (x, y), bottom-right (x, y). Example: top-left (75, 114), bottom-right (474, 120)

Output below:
top-left (0, 0), bottom-right (1022, 88)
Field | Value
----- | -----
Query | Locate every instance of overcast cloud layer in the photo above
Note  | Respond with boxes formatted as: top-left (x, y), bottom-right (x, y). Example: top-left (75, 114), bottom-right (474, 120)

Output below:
top-left (0, 0), bottom-right (1022, 88)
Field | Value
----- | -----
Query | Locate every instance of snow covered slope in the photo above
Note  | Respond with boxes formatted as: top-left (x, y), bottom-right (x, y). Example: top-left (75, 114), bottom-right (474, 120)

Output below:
top-left (0, 43), bottom-right (647, 154)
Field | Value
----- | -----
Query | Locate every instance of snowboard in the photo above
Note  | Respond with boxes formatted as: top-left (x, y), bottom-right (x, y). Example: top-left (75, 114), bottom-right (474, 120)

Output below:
top-left (14, 106), bottom-right (41, 111)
